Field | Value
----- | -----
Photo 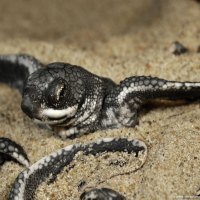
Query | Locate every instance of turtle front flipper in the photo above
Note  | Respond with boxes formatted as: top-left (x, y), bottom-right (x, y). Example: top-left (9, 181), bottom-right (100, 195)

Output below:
top-left (0, 137), bottom-right (29, 167)
top-left (117, 76), bottom-right (200, 105)
top-left (105, 76), bottom-right (200, 128)
top-left (0, 54), bottom-right (44, 93)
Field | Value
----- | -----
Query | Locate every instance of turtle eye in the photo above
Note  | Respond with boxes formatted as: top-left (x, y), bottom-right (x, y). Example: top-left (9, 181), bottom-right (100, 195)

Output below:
top-left (48, 78), bottom-right (68, 107)
top-left (55, 83), bottom-right (65, 102)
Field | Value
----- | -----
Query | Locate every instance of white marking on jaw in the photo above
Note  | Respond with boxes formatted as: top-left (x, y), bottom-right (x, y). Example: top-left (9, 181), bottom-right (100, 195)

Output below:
top-left (33, 116), bottom-right (69, 125)
top-left (34, 119), bottom-right (55, 125)
top-left (41, 105), bottom-right (78, 119)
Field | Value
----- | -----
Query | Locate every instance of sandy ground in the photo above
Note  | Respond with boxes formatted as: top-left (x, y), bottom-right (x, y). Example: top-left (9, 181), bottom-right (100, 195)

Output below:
top-left (0, 0), bottom-right (200, 199)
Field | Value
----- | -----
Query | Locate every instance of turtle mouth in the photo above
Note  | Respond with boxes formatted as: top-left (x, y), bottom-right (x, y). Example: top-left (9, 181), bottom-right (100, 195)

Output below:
top-left (33, 105), bottom-right (78, 125)
top-left (47, 115), bottom-right (67, 121)
top-left (33, 115), bottom-right (75, 126)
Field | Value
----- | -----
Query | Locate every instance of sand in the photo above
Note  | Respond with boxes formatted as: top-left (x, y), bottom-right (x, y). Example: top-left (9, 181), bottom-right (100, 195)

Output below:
top-left (0, 0), bottom-right (200, 199)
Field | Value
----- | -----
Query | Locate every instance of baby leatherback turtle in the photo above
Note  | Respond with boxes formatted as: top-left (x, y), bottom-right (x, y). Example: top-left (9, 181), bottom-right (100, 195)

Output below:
top-left (1, 54), bottom-right (200, 139)
top-left (0, 54), bottom-right (200, 199)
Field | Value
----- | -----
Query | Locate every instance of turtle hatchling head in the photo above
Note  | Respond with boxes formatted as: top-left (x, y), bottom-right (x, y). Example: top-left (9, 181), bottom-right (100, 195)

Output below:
top-left (21, 63), bottom-right (85, 125)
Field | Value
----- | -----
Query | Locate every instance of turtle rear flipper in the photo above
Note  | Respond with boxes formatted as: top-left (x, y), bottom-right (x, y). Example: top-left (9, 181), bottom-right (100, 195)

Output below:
top-left (0, 54), bottom-right (44, 93)
top-left (0, 137), bottom-right (29, 167)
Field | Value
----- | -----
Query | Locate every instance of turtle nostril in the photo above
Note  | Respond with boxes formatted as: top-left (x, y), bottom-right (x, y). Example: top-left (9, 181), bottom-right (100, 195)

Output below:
top-left (21, 96), bottom-right (34, 118)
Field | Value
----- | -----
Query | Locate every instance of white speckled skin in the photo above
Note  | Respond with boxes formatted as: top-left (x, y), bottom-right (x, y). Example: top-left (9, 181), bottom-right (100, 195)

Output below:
top-left (0, 137), bottom-right (29, 167)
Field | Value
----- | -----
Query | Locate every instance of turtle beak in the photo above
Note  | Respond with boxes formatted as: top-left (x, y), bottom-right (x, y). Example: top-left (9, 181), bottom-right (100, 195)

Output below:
top-left (21, 95), bottom-right (40, 119)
